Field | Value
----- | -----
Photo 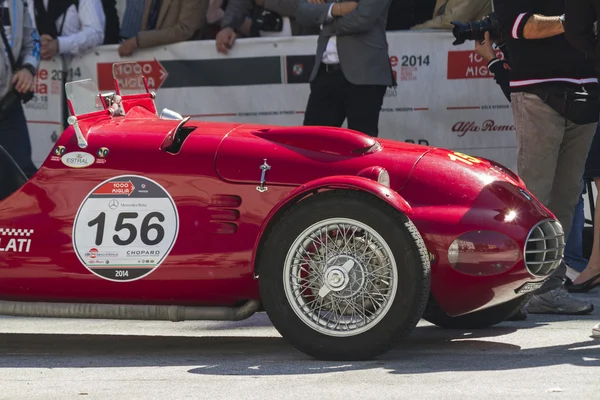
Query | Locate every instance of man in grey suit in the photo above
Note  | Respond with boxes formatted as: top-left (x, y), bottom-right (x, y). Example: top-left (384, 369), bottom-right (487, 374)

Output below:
top-left (295, 0), bottom-right (395, 137)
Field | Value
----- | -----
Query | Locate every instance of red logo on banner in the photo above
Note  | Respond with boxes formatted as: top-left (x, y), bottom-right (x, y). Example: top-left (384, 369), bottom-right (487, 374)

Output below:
top-left (32, 68), bottom-right (49, 94)
top-left (97, 60), bottom-right (168, 91)
top-left (390, 55), bottom-right (398, 82)
top-left (447, 51), bottom-right (504, 80)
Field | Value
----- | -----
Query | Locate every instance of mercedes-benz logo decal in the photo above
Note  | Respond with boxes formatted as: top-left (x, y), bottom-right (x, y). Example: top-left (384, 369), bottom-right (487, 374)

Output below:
top-left (108, 199), bottom-right (119, 210)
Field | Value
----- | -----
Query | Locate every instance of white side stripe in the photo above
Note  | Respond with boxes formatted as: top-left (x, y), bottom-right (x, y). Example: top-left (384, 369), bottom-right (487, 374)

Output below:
top-left (512, 13), bottom-right (527, 39)
top-left (510, 77), bottom-right (599, 87)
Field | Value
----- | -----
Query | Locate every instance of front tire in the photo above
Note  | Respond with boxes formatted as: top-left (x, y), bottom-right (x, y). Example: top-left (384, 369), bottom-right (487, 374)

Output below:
top-left (258, 190), bottom-right (431, 360)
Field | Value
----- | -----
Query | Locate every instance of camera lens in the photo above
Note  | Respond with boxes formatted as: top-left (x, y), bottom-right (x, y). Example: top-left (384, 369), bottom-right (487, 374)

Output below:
top-left (450, 14), bottom-right (501, 46)
top-left (451, 21), bottom-right (475, 45)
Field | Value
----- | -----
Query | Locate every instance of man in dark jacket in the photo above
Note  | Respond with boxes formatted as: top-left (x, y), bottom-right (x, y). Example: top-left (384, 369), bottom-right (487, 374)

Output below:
top-left (475, 31), bottom-right (593, 320)
top-left (491, 0), bottom-right (597, 316)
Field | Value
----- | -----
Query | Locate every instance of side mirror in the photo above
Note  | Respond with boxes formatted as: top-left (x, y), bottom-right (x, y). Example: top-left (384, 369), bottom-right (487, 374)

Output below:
top-left (67, 116), bottom-right (88, 149)
top-left (160, 108), bottom-right (184, 120)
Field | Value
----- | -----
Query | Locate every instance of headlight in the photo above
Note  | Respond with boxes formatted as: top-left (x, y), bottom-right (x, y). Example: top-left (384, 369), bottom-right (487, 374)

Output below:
top-left (447, 230), bottom-right (520, 276)
top-left (377, 168), bottom-right (390, 187)
top-left (358, 166), bottom-right (390, 187)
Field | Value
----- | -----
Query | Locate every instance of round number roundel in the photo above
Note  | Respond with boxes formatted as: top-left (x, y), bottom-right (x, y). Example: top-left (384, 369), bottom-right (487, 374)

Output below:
top-left (73, 175), bottom-right (179, 282)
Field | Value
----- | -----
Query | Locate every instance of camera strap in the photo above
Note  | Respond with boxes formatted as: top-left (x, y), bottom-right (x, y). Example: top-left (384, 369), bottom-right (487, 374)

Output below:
top-left (0, 18), bottom-right (18, 74)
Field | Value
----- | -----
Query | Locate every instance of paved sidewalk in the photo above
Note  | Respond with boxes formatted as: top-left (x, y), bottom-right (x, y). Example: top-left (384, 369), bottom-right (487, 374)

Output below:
top-left (0, 291), bottom-right (598, 400)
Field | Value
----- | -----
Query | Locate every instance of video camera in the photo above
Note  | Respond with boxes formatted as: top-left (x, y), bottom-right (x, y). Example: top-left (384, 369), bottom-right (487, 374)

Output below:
top-left (450, 12), bottom-right (504, 46)
top-left (251, 8), bottom-right (284, 36)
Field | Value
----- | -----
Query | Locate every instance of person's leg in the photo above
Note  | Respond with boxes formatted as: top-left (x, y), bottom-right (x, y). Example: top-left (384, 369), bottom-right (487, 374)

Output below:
top-left (553, 125), bottom-right (596, 283)
top-left (344, 83), bottom-right (387, 137)
top-left (511, 92), bottom-right (562, 206)
top-left (0, 102), bottom-right (37, 177)
top-left (573, 178), bottom-right (600, 285)
top-left (564, 192), bottom-right (588, 274)
top-left (528, 118), bottom-right (596, 314)
top-left (510, 92), bottom-right (564, 292)
top-left (303, 67), bottom-right (346, 128)
top-left (509, 92), bottom-right (593, 314)
top-left (547, 121), bottom-right (597, 239)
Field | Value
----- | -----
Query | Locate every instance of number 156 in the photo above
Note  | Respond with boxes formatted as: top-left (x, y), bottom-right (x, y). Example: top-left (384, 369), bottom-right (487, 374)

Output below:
top-left (87, 211), bottom-right (165, 246)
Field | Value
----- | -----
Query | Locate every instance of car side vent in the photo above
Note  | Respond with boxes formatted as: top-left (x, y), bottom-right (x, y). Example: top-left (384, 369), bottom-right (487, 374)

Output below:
top-left (161, 117), bottom-right (195, 154)
top-left (524, 219), bottom-right (565, 276)
top-left (164, 126), bottom-right (196, 154)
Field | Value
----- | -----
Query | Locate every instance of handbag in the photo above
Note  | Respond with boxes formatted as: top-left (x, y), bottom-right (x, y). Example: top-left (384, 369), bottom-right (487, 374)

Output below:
top-left (0, 18), bottom-right (34, 119)
top-left (528, 84), bottom-right (600, 127)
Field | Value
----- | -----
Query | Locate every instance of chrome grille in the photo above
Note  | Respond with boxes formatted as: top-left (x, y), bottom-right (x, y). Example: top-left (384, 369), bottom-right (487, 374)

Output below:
top-left (524, 219), bottom-right (565, 276)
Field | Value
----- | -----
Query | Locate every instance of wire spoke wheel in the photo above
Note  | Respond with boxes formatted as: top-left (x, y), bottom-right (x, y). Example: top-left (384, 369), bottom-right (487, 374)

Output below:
top-left (284, 218), bottom-right (398, 337)
top-left (259, 190), bottom-right (430, 360)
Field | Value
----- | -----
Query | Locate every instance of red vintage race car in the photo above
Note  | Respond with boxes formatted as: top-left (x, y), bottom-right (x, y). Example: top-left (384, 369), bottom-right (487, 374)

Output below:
top-left (0, 62), bottom-right (563, 361)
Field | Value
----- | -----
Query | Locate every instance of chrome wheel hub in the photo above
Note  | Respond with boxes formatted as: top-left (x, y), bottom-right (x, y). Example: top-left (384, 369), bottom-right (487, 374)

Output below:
top-left (325, 267), bottom-right (347, 290)
top-left (322, 255), bottom-right (366, 299)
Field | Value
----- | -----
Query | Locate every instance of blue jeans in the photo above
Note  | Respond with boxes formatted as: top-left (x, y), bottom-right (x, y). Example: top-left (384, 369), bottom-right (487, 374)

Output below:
top-left (564, 191), bottom-right (588, 272)
top-left (0, 101), bottom-right (37, 177)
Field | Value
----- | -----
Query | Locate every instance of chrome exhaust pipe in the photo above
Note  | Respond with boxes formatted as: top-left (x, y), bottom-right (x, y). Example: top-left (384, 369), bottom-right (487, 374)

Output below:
top-left (0, 299), bottom-right (261, 322)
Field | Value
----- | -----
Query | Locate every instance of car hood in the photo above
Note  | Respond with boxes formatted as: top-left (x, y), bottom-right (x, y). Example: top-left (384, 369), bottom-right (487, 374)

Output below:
top-left (214, 125), bottom-right (431, 189)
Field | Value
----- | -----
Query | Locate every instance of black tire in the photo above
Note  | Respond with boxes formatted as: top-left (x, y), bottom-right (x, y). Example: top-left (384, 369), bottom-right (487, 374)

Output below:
top-left (258, 190), bottom-right (431, 361)
top-left (423, 294), bottom-right (532, 329)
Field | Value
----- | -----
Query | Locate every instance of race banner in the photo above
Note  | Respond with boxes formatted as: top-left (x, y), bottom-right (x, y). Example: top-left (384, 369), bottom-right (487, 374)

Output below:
top-left (24, 57), bottom-right (65, 167)
top-left (63, 31), bottom-right (517, 170)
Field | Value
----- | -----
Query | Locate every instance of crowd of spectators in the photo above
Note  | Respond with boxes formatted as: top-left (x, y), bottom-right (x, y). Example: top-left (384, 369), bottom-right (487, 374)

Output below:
top-left (22, 0), bottom-right (448, 58)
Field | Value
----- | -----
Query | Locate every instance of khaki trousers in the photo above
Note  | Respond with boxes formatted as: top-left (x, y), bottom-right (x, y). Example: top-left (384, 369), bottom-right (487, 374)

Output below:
top-left (511, 91), bottom-right (597, 291)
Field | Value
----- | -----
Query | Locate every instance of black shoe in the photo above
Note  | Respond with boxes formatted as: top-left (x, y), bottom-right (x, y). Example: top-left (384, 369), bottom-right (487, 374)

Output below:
top-left (565, 272), bottom-right (600, 293)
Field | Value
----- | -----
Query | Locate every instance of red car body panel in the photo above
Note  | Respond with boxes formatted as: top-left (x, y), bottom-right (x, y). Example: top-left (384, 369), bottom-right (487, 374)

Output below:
top-left (215, 125), bottom-right (428, 189)
top-left (399, 148), bottom-right (552, 315)
top-left (0, 93), bottom-right (554, 317)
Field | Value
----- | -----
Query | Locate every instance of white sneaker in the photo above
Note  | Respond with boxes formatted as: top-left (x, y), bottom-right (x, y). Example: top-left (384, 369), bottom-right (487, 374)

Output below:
top-left (593, 323), bottom-right (600, 338)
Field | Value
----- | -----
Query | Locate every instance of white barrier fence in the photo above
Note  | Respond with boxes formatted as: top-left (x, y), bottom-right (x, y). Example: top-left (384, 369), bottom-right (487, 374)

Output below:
top-left (26, 31), bottom-right (516, 169)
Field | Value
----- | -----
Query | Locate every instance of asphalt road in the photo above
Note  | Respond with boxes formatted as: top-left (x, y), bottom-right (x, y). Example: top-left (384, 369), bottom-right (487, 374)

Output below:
top-left (1, 291), bottom-right (599, 400)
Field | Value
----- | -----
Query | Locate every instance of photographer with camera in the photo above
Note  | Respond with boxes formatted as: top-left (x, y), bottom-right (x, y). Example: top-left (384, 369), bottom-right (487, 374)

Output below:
top-left (469, 0), bottom-right (598, 315)
top-left (474, 30), bottom-right (596, 319)
top-left (0, 0), bottom-right (40, 178)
